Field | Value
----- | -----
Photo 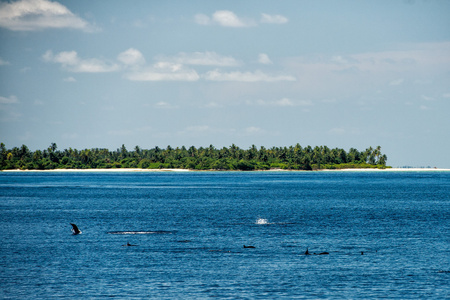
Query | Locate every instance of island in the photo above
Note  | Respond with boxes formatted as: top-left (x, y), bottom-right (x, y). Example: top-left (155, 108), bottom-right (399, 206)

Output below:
top-left (0, 143), bottom-right (389, 171)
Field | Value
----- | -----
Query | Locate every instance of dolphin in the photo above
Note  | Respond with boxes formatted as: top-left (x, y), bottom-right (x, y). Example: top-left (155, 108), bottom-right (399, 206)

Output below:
top-left (305, 248), bottom-right (310, 255)
top-left (122, 242), bottom-right (137, 247)
top-left (243, 245), bottom-right (255, 248)
top-left (70, 223), bottom-right (81, 235)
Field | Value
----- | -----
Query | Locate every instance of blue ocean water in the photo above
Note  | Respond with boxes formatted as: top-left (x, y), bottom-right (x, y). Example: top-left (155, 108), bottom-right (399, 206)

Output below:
top-left (0, 171), bottom-right (449, 299)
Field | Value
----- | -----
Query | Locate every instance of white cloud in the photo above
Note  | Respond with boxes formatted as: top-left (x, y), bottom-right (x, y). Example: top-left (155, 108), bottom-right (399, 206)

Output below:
top-left (280, 42), bottom-right (450, 99)
top-left (167, 52), bottom-right (240, 67)
top-left (42, 48), bottom-right (297, 83)
top-left (443, 93), bottom-right (450, 98)
top-left (213, 10), bottom-right (252, 27)
top-left (43, 50), bottom-right (119, 73)
top-left (117, 48), bottom-right (146, 66)
top-left (248, 98), bottom-right (312, 107)
top-left (196, 10), bottom-right (255, 27)
top-left (0, 0), bottom-right (97, 32)
top-left (260, 13), bottom-right (288, 24)
top-left (125, 62), bottom-right (199, 81)
top-left (123, 51), bottom-right (239, 82)
top-left (43, 50), bottom-right (77, 64)
top-left (347, 43), bottom-right (450, 72)
top-left (258, 53), bottom-right (272, 65)
top-left (195, 11), bottom-right (287, 27)
top-left (287, 42), bottom-right (450, 77)
top-left (0, 95), bottom-right (19, 104)
top-left (204, 69), bottom-right (296, 82)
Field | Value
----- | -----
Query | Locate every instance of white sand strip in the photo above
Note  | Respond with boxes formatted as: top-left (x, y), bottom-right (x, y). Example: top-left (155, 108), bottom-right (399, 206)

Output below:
top-left (1, 168), bottom-right (190, 172)
top-left (2, 168), bottom-right (449, 173)
top-left (320, 168), bottom-right (450, 172)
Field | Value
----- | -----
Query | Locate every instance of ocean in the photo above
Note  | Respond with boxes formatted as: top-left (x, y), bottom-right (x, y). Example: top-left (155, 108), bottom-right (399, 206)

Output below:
top-left (1, 171), bottom-right (449, 299)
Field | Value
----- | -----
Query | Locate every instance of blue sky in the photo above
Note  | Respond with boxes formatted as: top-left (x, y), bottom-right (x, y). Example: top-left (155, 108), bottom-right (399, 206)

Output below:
top-left (1, 0), bottom-right (449, 168)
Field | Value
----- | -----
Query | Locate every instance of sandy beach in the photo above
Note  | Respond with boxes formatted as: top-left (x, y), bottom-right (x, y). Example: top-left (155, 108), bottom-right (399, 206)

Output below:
top-left (320, 168), bottom-right (450, 172)
top-left (2, 168), bottom-right (450, 172)
top-left (1, 168), bottom-right (191, 172)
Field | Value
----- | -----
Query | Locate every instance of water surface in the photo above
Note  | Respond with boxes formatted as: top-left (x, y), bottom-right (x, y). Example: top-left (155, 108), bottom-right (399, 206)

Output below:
top-left (1, 171), bottom-right (449, 299)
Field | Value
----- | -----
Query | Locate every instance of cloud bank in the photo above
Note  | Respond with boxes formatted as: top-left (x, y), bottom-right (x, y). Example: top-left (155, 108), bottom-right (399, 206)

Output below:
top-left (165, 52), bottom-right (240, 67)
top-left (43, 50), bottom-right (119, 73)
top-left (125, 63), bottom-right (200, 82)
top-left (203, 70), bottom-right (296, 82)
top-left (43, 49), bottom-right (296, 82)
top-left (0, 0), bottom-right (97, 32)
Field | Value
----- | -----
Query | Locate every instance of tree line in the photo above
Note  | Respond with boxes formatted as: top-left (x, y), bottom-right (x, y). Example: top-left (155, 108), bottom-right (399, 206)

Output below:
top-left (0, 142), bottom-right (388, 171)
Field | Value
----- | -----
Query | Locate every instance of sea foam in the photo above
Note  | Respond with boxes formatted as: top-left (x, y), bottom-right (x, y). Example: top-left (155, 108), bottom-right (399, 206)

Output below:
top-left (255, 218), bottom-right (269, 225)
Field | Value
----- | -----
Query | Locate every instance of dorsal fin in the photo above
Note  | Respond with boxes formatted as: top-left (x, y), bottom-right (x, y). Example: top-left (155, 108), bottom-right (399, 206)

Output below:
top-left (70, 223), bottom-right (81, 235)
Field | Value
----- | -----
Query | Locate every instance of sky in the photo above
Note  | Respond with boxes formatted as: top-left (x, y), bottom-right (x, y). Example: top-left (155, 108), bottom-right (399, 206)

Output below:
top-left (1, 0), bottom-right (449, 168)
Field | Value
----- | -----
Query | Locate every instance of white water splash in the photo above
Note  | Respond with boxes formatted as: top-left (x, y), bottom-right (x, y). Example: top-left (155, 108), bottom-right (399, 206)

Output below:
top-left (255, 218), bottom-right (269, 225)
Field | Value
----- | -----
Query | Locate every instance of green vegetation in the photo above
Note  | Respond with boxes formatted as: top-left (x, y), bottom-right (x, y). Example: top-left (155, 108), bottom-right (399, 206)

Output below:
top-left (0, 142), bottom-right (389, 171)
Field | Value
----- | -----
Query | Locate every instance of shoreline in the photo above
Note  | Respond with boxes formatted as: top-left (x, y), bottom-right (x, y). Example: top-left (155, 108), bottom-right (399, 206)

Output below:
top-left (0, 168), bottom-right (191, 173)
top-left (1, 168), bottom-right (450, 173)
top-left (318, 168), bottom-right (450, 172)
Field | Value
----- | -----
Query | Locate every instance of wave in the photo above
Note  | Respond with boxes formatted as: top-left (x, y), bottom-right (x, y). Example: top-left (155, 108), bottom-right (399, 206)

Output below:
top-left (254, 218), bottom-right (295, 226)
top-left (107, 230), bottom-right (174, 235)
